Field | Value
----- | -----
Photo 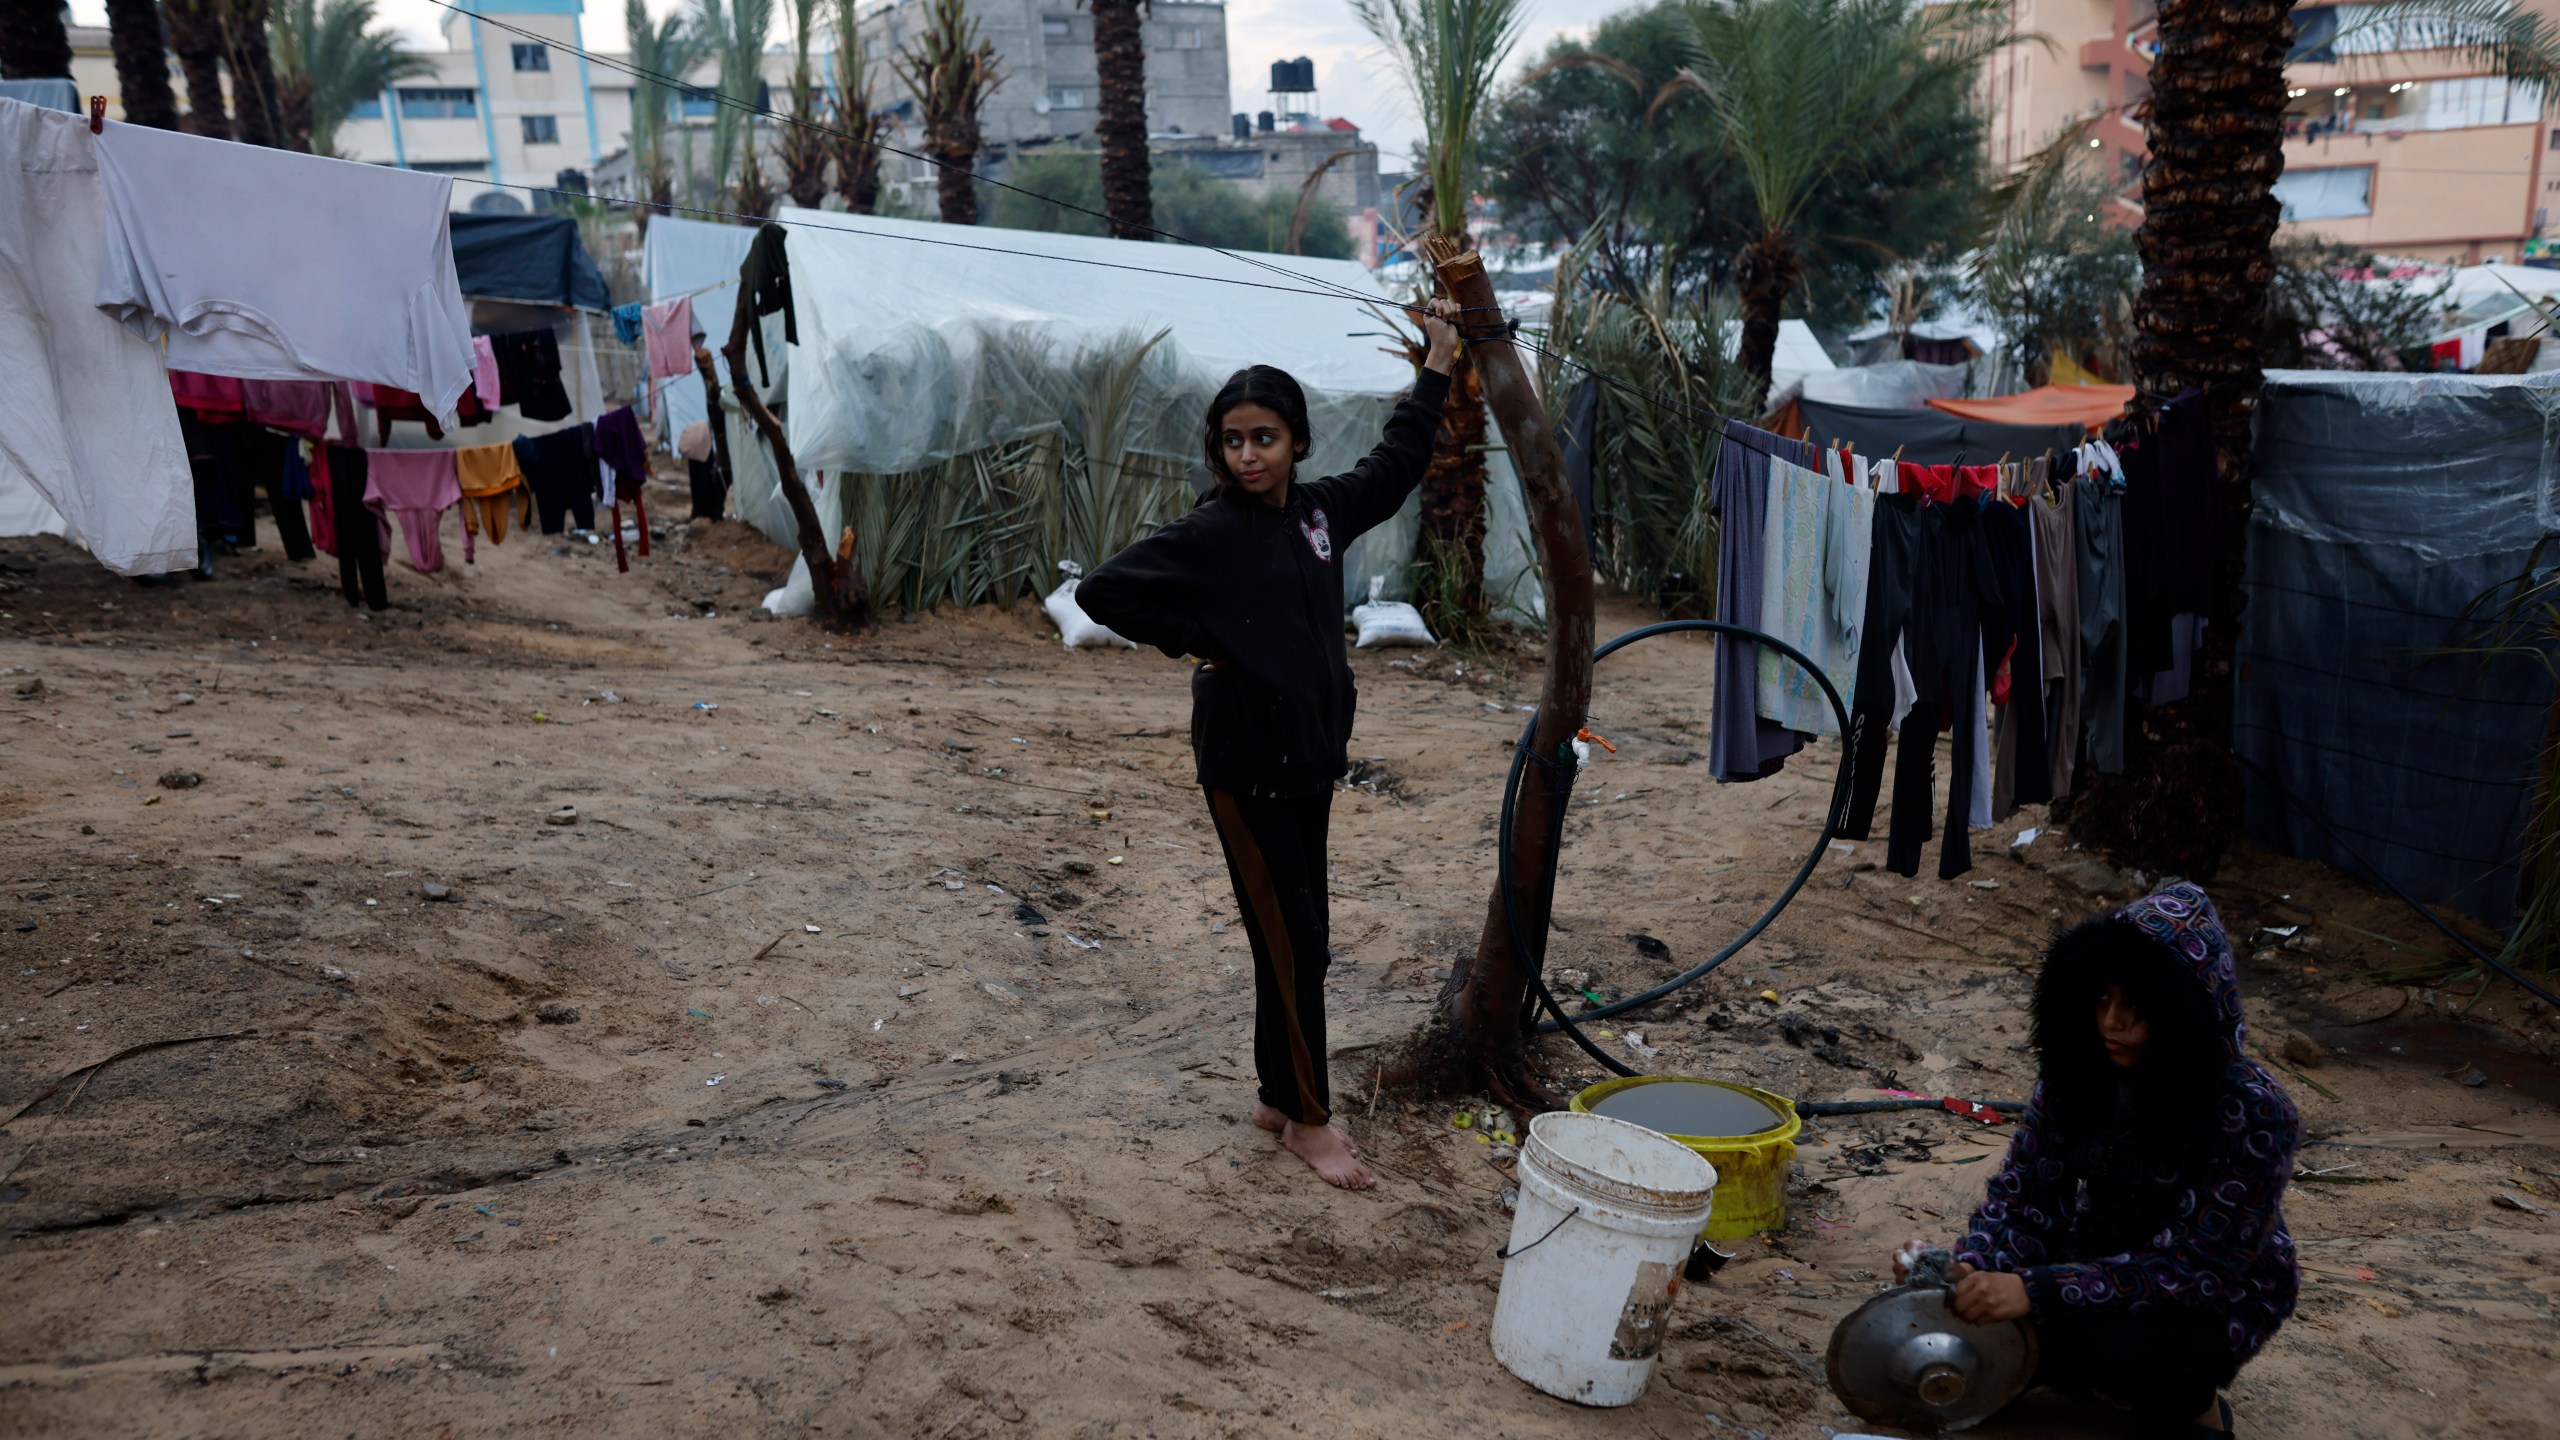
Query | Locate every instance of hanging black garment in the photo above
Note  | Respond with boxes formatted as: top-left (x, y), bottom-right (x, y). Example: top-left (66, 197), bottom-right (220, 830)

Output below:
top-left (491, 329), bottom-right (573, 422)
top-left (738, 224), bottom-right (795, 388)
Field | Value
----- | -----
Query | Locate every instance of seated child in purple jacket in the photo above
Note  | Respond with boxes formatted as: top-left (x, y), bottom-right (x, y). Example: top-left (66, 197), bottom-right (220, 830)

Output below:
top-left (1895, 882), bottom-right (2299, 1436)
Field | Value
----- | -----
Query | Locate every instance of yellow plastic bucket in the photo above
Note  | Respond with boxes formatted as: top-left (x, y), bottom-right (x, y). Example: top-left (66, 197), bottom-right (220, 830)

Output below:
top-left (1570, 1077), bottom-right (1800, 1241)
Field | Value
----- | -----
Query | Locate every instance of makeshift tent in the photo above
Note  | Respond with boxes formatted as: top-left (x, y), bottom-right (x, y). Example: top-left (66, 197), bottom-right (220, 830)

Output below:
top-left (0, 79), bottom-right (77, 112)
top-left (767, 207), bottom-right (1538, 617)
top-left (1799, 359), bottom-right (1972, 409)
top-left (449, 213), bottom-right (610, 312)
top-left (2238, 369), bottom-right (2558, 928)
top-left (1927, 384), bottom-right (2133, 434)
top-left (640, 216), bottom-right (757, 460)
top-left (1795, 397), bottom-right (2083, 465)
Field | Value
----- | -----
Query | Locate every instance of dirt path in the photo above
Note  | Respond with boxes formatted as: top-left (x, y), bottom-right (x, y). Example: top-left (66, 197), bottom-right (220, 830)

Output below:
top-left (2, 481), bottom-right (2554, 1438)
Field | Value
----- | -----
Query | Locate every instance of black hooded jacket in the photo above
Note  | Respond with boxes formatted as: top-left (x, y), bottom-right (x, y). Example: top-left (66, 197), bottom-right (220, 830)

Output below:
top-left (1076, 367), bottom-right (1450, 798)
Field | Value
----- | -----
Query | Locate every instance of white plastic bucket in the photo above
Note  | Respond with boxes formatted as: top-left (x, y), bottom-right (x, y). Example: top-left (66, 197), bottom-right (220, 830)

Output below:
top-left (1491, 1111), bottom-right (1719, 1406)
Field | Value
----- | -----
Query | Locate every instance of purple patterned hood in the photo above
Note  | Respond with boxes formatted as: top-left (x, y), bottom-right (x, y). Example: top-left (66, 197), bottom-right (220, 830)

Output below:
top-left (1957, 882), bottom-right (2301, 1364)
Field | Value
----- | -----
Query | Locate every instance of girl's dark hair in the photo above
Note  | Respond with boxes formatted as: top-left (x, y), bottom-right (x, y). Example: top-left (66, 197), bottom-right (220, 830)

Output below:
top-left (1202, 365), bottom-right (1312, 492)
top-left (2030, 914), bottom-right (2227, 1173)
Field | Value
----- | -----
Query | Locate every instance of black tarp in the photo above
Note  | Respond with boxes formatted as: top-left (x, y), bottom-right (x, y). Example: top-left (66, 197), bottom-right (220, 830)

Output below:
top-left (1795, 398), bottom-right (2084, 465)
top-left (2238, 370), bottom-right (2559, 928)
top-left (448, 212), bottom-right (610, 311)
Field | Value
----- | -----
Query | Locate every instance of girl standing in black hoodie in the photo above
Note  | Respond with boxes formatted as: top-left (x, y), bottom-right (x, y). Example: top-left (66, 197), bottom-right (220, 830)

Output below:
top-left (1076, 300), bottom-right (1460, 1189)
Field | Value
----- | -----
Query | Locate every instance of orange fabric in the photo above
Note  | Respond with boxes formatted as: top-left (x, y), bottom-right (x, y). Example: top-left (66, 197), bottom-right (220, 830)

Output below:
top-left (1925, 384), bottom-right (2135, 434)
top-left (454, 444), bottom-right (528, 559)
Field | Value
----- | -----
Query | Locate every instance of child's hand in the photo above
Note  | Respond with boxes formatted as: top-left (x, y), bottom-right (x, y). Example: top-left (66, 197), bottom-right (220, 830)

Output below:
top-left (1947, 1263), bottom-right (2032, 1323)
top-left (1419, 298), bottom-right (1461, 374)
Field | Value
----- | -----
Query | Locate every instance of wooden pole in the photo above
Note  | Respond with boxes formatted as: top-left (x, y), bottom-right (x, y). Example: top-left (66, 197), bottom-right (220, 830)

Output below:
top-left (1427, 234), bottom-right (1597, 1110)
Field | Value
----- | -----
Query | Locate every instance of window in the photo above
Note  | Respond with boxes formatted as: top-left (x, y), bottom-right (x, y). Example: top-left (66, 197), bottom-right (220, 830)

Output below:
top-left (2272, 165), bottom-right (2373, 220)
top-left (1046, 87), bottom-right (1086, 109)
top-left (397, 87), bottom-right (477, 119)
top-left (1041, 14), bottom-right (1071, 38)
top-left (680, 87), bottom-right (719, 116)
top-left (347, 95), bottom-right (382, 120)
top-left (410, 160), bottom-right (488, 176)
top-left (1169, 24), bottom-right (1202, 48)
top-left (2413, 76), bottom-right (2544, 129)
top-left (510, 42), bottom-right (550, 71)
top-left (521, 114), bottom-right (560, 144)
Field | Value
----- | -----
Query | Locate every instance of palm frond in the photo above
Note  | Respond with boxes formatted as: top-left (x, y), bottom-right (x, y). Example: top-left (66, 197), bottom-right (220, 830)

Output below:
top-left (1350, 0), bottom-right (1527, 238)
top-left (2329, 0), bottom-right (2560, 86)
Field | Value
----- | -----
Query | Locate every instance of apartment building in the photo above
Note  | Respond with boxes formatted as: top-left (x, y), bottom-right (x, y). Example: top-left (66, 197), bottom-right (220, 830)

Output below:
top-left (1981, 0), bottom-right (2558, 263)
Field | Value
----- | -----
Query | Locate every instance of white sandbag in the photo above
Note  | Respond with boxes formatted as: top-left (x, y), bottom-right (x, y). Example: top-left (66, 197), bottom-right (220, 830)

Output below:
top-left (1352, 575), bottom-right (1436, 649)
top-left (761, 553), bottom-right (815, 617)
top-left (1044, 561), bottom-right (1137, 650)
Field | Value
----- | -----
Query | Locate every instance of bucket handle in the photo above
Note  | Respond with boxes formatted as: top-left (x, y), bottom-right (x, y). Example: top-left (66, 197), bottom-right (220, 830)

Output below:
top-left (1497, 1204), bottom-right (1582, 1260)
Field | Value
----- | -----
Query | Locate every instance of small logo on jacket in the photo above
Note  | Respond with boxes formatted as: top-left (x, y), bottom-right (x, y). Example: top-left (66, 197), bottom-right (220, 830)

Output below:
top-left (1301, 507), bottom-right (1333, 563)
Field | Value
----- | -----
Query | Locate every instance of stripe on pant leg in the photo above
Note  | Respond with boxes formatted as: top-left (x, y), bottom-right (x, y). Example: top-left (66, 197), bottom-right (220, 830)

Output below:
top-left (1209, 791), bottom-right (1328, 1126)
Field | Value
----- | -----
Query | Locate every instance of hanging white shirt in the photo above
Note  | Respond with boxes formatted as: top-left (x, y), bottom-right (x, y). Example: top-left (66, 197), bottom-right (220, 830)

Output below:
top-left (91, 120), bottom-right (473, 419)
top-left (0, 99), bottom-right (195, 574)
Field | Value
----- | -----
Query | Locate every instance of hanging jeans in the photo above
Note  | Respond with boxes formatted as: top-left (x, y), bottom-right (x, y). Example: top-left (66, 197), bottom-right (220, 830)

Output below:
top-left (324, 444), bottom-right (388, 610)
top-left (1204, 788), bottom-right (1336, 1126)
top-left (1985, 500), bottom-right (2049, 818)
top-left (2076, 481), bottom-right (2128, 775)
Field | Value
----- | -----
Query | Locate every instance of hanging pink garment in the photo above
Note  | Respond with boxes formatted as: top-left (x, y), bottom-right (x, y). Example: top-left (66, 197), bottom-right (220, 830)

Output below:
top-left (363, 449), bottom-right (461, 573)
top-left (169, 369), bottom-right (246, 418)
top-left (243, 380), bottom-right (357, 441)
top-left (472, 335), bottom-right (502, 411)
top-left (643, 296), bottom-right (696, 381)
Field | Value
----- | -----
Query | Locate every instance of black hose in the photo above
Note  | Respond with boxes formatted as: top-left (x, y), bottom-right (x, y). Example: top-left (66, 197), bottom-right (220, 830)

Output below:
top-left (1495, 619), bottom-right (1855, 1080)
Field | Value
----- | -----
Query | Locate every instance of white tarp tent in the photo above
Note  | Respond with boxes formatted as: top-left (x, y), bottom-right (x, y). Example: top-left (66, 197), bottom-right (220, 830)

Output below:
top-left (640, 216), bottom-right (755, 453)
top-left (768, 207), bottom-right (1538, 618)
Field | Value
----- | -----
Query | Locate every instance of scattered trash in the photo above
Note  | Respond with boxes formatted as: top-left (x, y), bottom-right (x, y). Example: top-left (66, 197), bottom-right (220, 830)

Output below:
top-left (685, 1009), bottom-right (708, 1019)
top-left (2010, 827), bottom-right (2043, 847)
top-left (814, 1078), bottom-right (848, 1091)
top-left (420, 882), bottom-right (454, 902)
top-left (2449, 1063), bottom-right (2489, 1088)
top-left (1063, 934), bottom-right (1101, 950)
top-left (1758, 989), bottom-right (1781, 1004)
top-left (1969, 878), bottom-right (2000, 890)
top-left (941, 879), bottom-right (964, 891)
top-left (598, 690), bottom-right (622, 704)
top-left (1450, 1111), bottom-right (1474, 1130)
top-left (692, 701), bottom-right (719, 712)
top-left (1089, 809), bottom-right (1112, 821)
top-left (2261, 925), bottom-right (2301, 940)
top-left (534, 1001), bottom-right (580, 1024)
top-left (320, 965), bottom-right (347, 979)
top-left (704, 1074), bottom-right (727, 1087)
top-left (803, 923), bottom-right (821, 933)
top-left (871, 1019), bottom-right (884, 1031)
top-left (1107, 855), bottom-right (1124, 866)
top-left (530, 711), bottom-right (551, 724)
top-left (1626, 933), bottom-right (1670, 960)
top-left (1013, 902), bottom-right (1049, 926)
top-left (544, 806), bottom-right (578, 826)
top-left (157, 769), bottom-right (201, 790)
top-left (1625, 1032), bottom-right (1660, 1059)
top-left (2493, 1193), bottom-right (2546, 1216)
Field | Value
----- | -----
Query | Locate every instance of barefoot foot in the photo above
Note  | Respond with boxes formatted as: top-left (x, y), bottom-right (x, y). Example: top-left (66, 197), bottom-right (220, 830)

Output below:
top-left (1254, 1102), bottom-right (1359, 1154)
top-left (1283, 1119), bottom-right (1375, 1189)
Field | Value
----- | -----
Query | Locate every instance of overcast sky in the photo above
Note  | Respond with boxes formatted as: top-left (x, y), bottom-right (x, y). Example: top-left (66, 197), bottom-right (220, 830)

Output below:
top-left (68, 0), bottom-right (1637, 159)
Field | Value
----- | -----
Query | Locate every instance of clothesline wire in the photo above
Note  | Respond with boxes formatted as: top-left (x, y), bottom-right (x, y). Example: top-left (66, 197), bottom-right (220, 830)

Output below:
top-left (414, 0), bottom-right (1400, 316)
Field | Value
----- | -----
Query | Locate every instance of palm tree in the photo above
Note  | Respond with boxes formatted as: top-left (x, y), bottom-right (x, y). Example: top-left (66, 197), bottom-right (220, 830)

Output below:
top-left (1089, 0), bottom-right (1151, 238)
top-left (826, 0), bottom-right (889, 211)
top-left (2074, 0), bottom-right (2560, 874)
top-left (1668, 0), bottom-right (2014, 402)
top-left (106, 0), bottom-right (181, 128)
top-left (778, 0), bottom-right (829, 208)
top-left (626, 0), bottom-right (706, 225)
top-left (692, 0), bottom-right (775, 211)
top-left (164, 0), bottom-right (232, 136)
top-left (893, 0), bottom-right (1002, 225)
top-left (222, 0), bottom-right (289, 147)
top-left (1352, 0), bottom-right (1523, 627)
top-left (0, 0), bottom-right (73, 79)
top-left (269, 0), bottom-right (430, 155)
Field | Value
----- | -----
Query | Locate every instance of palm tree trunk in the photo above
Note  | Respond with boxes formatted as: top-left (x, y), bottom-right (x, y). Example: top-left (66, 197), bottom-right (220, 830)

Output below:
top-left (105, 0), bottom-right (180, 127)
top-left (221, 0), bottom-right (285, 147)
top-left (934, 111), bottom-right (979, 224)
top-left (1734, 228), bottom-right (1797, 401)
top-left (2065, 0), bottom-right (2292, 876)
top-left (0, 0), bottom-right (73, 78)
top-left (1415, 355), bottom-right (1490, 622)
top-left (1091, 0), bottom-right (1152, 239)
top-left (833, 118), bottom-right (881, 212)
top-left (164, 0), bottom-right (230, 137)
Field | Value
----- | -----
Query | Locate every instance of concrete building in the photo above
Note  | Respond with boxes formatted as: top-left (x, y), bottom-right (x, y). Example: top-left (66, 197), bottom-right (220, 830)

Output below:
top-left (1980, 0), bottom-right (2560, 263)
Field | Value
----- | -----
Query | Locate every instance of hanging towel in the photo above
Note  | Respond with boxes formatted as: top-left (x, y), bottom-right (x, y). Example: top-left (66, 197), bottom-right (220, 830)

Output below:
top-left (1756, 452), bottom-right (1872, 737)
top-left (471, 335), bottom-right (503, 411)
top-left (92, 117), bottom-right (472, 415)
top-left (363, 448), bottom-right (461, 573)
top-left (1707, 422), bottom-right (1816, 781)
top-left (611, 301), bottom-right (646, 346)
top-left (643, 296), bottom-right (696, 381)
top-left (0, 99), bottom-right (196, 576)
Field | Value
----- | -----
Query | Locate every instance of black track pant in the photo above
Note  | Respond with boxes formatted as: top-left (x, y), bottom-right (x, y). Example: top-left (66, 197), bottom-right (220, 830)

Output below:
top-left (325, 444), bottom-right (388, 611)
top-left (1842, 495), bottom-right (1995, 877)
top-left (239, 426), bottom-right (315, 562)
top-left (1205, 788), bottom-right (1335, 1126)
top-left (2032, 1308), bottom-right (2242, 1426)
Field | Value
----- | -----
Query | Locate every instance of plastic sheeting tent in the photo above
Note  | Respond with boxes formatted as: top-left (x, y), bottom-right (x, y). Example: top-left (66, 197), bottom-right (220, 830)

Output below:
top-left (763, 207), bottom-right (1538, 617)
top-left (2238, 370), bottom-right (2559, 928)
top-left (640, 216), bottom-right (756, 454)
top-left (449, 213), bottom-right (610, 311)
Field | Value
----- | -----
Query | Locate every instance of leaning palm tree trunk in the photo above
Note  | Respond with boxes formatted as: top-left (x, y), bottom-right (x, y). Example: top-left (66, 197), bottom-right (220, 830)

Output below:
top-left (165, 0), bottom-right (231, 136)
top-left (107, 0), bottom-right (181, 127)
top-left (1090, 0), bottom-right (1152, 238)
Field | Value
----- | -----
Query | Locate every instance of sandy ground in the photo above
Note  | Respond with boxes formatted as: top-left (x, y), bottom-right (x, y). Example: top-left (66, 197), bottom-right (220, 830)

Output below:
top-left (2, 472), bottom-right (2556, 1440)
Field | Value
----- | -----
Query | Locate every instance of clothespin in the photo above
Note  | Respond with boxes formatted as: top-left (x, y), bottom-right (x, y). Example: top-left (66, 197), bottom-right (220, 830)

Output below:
top-left (89, 96), bottom-right (104, 134)
top-left (1890, 444), bottom-right (1905, 465)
